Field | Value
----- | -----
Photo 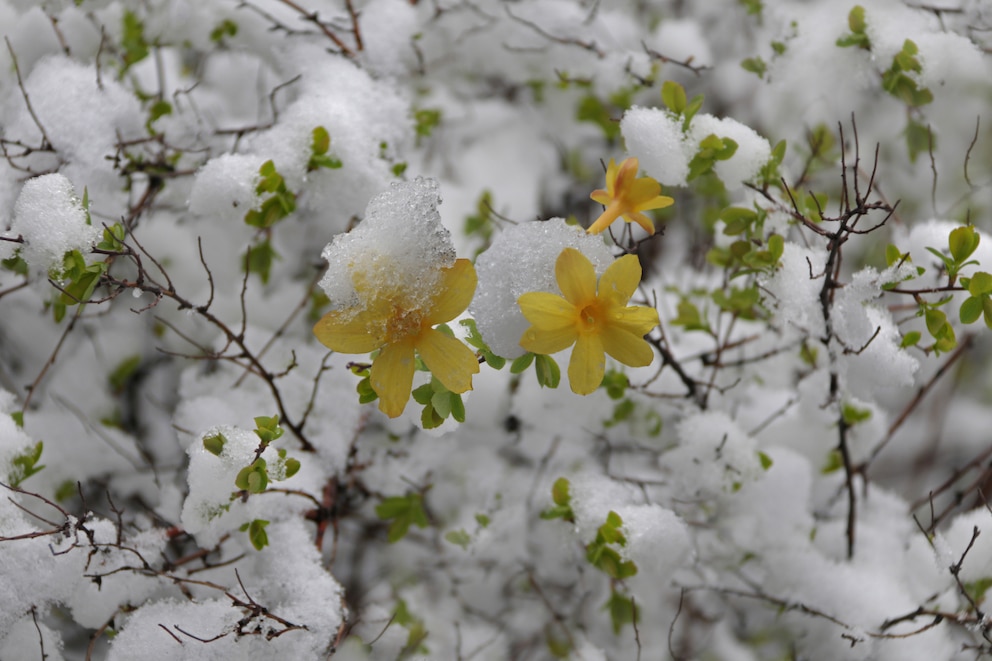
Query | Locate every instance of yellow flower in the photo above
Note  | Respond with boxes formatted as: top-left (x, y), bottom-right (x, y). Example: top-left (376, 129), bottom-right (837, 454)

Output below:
top-left (518, 248), bottom-right (659, 395)
top-left (588, 157), bottom-right (674, 234)
top-left (313, 259), bottom-right (480, 418)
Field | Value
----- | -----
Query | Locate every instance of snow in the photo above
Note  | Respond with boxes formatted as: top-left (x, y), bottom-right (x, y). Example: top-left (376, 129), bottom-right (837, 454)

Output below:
top-left (621, 106), bottom-right (692, 187)
top-left (2, 1), bottom-right (992, 658)
top-left (318, 177), bottom-right (456, 313)
top-left (10, 173), bottom-right (98, 274)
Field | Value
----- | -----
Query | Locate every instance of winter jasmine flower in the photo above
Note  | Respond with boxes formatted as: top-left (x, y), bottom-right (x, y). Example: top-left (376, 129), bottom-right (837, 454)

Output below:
top-left (588, 157), bottom-right (674, 234)
top-left (518, 248), bottom-right (659, 394)
top-left (313, 259), bottom-right (480, 417)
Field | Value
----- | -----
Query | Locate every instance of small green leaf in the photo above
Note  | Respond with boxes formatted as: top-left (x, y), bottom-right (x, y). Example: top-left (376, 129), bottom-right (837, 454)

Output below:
top-left (235, 458), bottom-right (268, 493)
top-left (411, 383), bottom-right (434, 405)
top-left (758, 451), bottom-right (773, 470)
top-left (108, 355), bottom-right (142, 394)
top-left (961, 296), bottom-right (984, 324)
top-left (604, 590), bottom-right (638, 635)
top-left (821, 449), bottom-right (843, 474)
top-left (202, 434), bottom-right (226, 456)
top-left (551, 477), bottom-right (571, 507)
top-left (9, 441), bottom-right (45, 487)
top-left (444, 529), bottom-right (471, 549)
top-left (841, 403), bottom-right (872, 426)
top-left (376, 493), bottom-right (430, 543)
top-left (244, 519), bottom-right (270, 551)
top-left (534, 354), bottom-right (561, 388)
top-left (848, 5), bottom-right (866, 33)
top-left (968, 272), bottom-right (992, 296)
top-left (740, 56), bottom-right (767, 79)
top-left (210, 19), bottom-right (238, 42)
top-left (510, 352), bottom-right (535, 374)
top-left (661, 80), bottom-right (687, 114)
top-left (900, 331), bottom-right (921, 348)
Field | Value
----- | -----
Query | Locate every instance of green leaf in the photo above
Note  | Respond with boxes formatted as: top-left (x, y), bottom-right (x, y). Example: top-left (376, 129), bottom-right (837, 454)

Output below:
top-left (510, 352), bottom-right (535, 374)
top-left (235, 459), bottom-right (268, 493)
top-left (905, 119), bottom-right (932, 164)
top-left (848, 5), bottom-right (867, 33)
top-left (253, 415), bottom-right (283, 444)
top-left (900, 331), bottom-right (921, 348)
top-left (411, 383), bottom-right (434, 405)
top-left (444, 529), bottom-right (471, 549)
top-left (604, 590), bottom-right (638, 635)
top-left (661, 80), bottom-right (687, 114)
top-left (357, 376), bottom-right (378, 404)
top-left (551, 477), bottom-right (571, 507)
top-left (449, 393), bottom-right (466, 423)
top-left (949, 225), bottom-right (981, 265)
top-left (984, 297), bottom-right (992, 330)
top-left (758, 451), bottom-right (773, 470)
top-left (282, 458), bottom-right (300, 479)
top-left (740, 56), bottom-right (767, 79)
top-left (108, 355), bottom-right (142, 394)
top-left (311, 126), bottom-right (330, 155)
top-left (925, 308), bottom-right (948, 337)
top-left (243, 519), bottom-right (270, 551)
top-left (600, 370), bottom-right (628, 400)
top-left (767, 234), bottom-right (784, 262)
top-left (968, 272), bottom-right (992, 296)
top-left (121, 10), bottom-right (149, 70)
top-left (9, 441), bottom-right (44, 487)
top-left (431, 389), bottom-right (452, 419)
top-left (961, 296), bottom-right (984, 324)
top-left (534, 354), bottom-right (561, 388)
top-left (842, 403), bottom-right (872, 426)
top-left (376, 493), bottom-right (430, 543)
top-left (148, 99), bottom-right (172, 126)
top-left (202, 433), bottom-right (226, 456)
top-left (682, 94), bottom-right (704, 131)
top-left (414, 108), bottom-right (442, 138)
top-left (210, 19), bottom-right (238, 42)
top-left (821, 449), bottom-right (843, 474)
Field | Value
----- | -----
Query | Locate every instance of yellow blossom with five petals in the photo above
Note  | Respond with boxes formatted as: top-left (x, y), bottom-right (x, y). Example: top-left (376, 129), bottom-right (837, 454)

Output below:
top-left (518, 248), bottom-right (659, 395)
top-left (313, 259), bottom-right (480, 418)
top-left (588, 157), bottom-right (674, 234)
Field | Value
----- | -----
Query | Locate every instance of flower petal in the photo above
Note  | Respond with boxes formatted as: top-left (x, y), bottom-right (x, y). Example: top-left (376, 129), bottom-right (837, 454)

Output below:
top-left (519, 292), bottom-right (577, 329)
top-left (427, 259), bottom-right (477, 324)
top-left (520, 324), bottom-right (578, 355)
top-left (587, 203), bottom-right (622, 234)
top-left (313, 307), bottom-right (384, 353)
top-left (625, 211), bottom-right (656, 234)
top-left (612, 305), bottom-right (660, 336)
top-left (370, 339), bottom-right (417, 417)
top-left (601, 324), bottom-right (655, 367)
top-left (634, 194), bottom-right (675, 213)
top-left (568, 333), bottom-right (605, 395)
top-left (598, 254), bottom-right (641, 305)
top-left (627, 176), bottom-right (661, 204)
top-left (604, 158), bottom-right (620, 197)
top-left (613, 157), bottom-right (639, 195)
top-left (556, 248), bottom-right (596, 305)
top-left (417, 328), bottom-right (480, 394)
top-left (590, 189), bottom-right (611, 206)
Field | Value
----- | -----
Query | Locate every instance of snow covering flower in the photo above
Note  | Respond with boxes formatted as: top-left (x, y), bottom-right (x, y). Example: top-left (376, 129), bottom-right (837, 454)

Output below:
top-left (518, 248), bottom-right (659, 394)
top-left (588, 157), bottom-right (673, 234)
top-left (313, 259), bottom-right (480, 417)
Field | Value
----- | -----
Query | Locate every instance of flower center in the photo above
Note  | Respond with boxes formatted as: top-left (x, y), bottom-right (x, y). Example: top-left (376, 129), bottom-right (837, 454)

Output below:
top-left (578, 303), bottom-right (600, 333)
top-left (385, 305), bottom-right (423, 342)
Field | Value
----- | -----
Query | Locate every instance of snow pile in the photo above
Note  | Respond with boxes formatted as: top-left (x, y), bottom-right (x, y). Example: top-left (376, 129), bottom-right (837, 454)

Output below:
top-left (8, 173), bottom-right (98, 274)
top-left (318, 177), bottom-right (456, 313)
